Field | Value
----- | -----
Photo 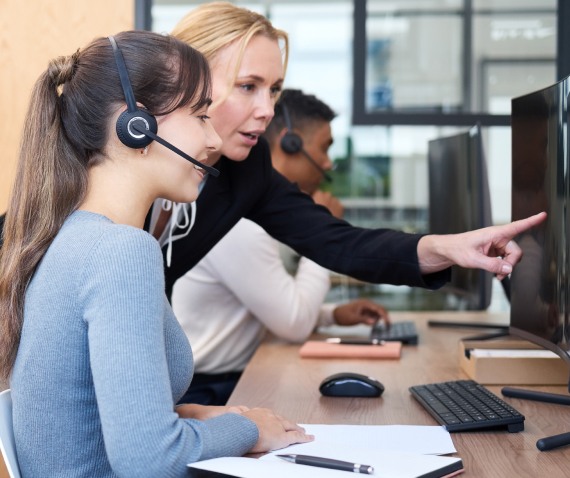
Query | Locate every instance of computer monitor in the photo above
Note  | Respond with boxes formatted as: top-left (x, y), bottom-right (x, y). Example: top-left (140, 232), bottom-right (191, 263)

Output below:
top-left (427, 124), bottom-right (493, 310)
top-left (510, 76), bottom-right (570, 372)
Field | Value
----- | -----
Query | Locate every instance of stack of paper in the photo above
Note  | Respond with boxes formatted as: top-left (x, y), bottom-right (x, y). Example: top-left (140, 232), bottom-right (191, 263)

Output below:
top-left (188, 425), bottom-right (464, 478)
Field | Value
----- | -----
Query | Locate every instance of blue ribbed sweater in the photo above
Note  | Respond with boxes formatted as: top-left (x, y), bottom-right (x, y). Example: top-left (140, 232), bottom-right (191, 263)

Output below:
top-left (11, 211), bottom-right (258, 477)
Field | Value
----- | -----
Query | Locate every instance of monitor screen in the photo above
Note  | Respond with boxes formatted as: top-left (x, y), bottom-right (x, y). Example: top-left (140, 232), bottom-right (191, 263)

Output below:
top-left (427, 124), bottom-right (493, 310)
top-left (510, 76), bottom-right (570, 367)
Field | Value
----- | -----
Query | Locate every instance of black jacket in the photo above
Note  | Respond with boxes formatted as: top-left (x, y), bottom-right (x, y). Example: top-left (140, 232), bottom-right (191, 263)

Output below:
top-left (151, 137), bottom-right (449, 297)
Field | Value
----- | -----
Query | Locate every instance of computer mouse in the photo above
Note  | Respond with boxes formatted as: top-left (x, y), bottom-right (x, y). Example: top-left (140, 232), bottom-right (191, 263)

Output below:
top-left (319, 372), bottom-right (385, 397)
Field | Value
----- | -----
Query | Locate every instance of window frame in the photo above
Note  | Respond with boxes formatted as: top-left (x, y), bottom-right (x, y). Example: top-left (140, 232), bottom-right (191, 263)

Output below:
top-left (352, 0), bottom-right (561, 127)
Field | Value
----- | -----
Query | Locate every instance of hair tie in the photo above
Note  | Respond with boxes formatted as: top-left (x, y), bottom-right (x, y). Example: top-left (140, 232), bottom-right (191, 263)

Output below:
top-left (48, 48), bottom-right (80, 94)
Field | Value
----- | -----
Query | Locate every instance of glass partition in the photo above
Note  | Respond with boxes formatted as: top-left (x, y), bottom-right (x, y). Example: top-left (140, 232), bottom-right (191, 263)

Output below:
top-left (354, 0), bottom-right (556, 125)
top-left (148, 0), bottom-right (558, 311)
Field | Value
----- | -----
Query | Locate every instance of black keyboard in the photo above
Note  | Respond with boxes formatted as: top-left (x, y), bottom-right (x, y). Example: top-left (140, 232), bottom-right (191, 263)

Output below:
top-left (409, 379), bottom-right (524, 432)
top-left (370, 320), bottom-right (418, 344)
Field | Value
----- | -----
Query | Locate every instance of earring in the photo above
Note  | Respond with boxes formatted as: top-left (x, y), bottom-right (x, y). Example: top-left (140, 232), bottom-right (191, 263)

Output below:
top-left (140, 146), bottom-right (149, 156)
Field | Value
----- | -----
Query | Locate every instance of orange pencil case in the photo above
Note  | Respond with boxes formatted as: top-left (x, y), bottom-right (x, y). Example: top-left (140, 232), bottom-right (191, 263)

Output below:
top-left (299, 340), bottom-right (402, 359)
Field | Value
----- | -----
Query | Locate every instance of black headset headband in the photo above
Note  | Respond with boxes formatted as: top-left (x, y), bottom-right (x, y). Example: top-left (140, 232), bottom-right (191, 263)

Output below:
top-left (107, 36), bottom-right (219, 177)
top-left (109, 36), bottom-right (137, 113)
top-left (279, 102), bottom-right (332, 183)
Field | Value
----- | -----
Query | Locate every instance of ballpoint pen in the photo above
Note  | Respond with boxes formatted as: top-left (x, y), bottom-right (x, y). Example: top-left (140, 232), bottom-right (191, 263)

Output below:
top-left (325, 337), bottom-right (385, 345)
top-left (277, 454), bottom-right (374, 474)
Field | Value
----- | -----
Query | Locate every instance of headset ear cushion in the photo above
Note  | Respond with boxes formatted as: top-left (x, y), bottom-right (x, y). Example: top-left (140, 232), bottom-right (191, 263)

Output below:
top-left (280, 131), bottom-right (303, 154)
top-left (116, 109), bottom-right (158, 149)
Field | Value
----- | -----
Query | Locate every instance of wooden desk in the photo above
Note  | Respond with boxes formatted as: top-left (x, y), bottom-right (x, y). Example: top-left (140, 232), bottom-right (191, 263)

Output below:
top-left (228, 311), bottom-right (570, 477)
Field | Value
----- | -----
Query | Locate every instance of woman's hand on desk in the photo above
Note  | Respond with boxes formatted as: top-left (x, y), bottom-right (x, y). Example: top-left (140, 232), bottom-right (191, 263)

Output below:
top-left (333, 299), bottom-right (389, 327)
top-left (176, 403), bottom-right (314, 451)
top-left (242, 408), bottom-right (314, 453)
top-left (176, 403), bottom-right (250, 420)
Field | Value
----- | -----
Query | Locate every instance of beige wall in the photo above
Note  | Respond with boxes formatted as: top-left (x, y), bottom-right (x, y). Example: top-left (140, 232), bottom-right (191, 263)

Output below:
top-left (0, 0), bottom-right (135, 213)
top-left (0, 2), bottom-right (134, 474)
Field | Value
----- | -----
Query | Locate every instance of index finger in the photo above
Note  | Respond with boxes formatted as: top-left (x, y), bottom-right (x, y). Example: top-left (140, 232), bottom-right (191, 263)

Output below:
top-left (505, 212), bottom-right (546, 237)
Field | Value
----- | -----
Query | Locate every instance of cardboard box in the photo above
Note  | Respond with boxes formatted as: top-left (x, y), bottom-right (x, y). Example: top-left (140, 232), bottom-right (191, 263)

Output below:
top-left (459, 337), bottom-right (569, 385)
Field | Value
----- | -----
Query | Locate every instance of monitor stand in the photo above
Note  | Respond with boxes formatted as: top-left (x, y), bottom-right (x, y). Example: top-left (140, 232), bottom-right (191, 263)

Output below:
top-left (427, 321), bottom-right (510, 341)
top-left (427, 277), bottom-right (511, 341)
top-left (460, 329), bottom-right (510, 341)
top-left (502, 386), bottom-right (570, 451)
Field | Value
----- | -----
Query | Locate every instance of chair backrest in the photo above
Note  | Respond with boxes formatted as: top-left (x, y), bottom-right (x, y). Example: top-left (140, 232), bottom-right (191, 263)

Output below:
top-left (0, 390), bottom-right (21, 478)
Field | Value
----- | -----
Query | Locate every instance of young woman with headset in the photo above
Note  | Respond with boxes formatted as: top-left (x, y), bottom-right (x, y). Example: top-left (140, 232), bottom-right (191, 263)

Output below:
top-left (151, 2), bottom-right (545, 303)
top-left (0, 31), bottom-right (312, 478)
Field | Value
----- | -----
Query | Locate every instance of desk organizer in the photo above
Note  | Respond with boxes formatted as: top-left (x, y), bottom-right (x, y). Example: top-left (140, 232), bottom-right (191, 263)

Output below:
top-left (459, 337), bottom-right (568, 385)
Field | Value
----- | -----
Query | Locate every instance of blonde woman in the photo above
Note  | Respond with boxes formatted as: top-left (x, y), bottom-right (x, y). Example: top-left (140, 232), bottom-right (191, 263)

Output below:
top-left (150, 2), bottom-right (546, 406)
top-left (152, 1), bottom-right (544, 302)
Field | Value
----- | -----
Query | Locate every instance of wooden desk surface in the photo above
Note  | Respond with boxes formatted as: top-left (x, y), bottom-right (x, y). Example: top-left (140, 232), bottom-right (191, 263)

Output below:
top-left (228, 311), bottom-right (570, 477)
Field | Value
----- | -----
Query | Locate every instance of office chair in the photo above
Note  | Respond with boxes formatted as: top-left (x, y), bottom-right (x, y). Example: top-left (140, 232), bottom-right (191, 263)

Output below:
top-left (0, 390), bottom-right (21, 478)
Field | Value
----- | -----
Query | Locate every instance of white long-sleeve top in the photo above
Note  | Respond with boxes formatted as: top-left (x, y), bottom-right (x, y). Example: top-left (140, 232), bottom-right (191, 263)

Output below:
top-left (171, 218), bottom-right (336, 374)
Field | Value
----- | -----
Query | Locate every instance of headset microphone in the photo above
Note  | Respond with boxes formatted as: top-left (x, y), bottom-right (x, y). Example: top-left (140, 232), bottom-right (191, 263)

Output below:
top-left (280, 103), bottom-right (332, 183)
top-left (108, 36), bottom-right (220, 178)
top-left (130, 122), bottom-right (219, 177)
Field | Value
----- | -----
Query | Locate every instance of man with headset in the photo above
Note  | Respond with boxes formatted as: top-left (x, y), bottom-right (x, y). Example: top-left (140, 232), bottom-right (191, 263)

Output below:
top-left (171, 89), bottom-right (389, 406)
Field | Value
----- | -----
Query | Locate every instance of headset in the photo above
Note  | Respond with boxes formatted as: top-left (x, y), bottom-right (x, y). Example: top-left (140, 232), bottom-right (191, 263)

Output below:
top-left (108, 36), bottom-right (219, 177)
top-left (280, 103), bottom-right (332, 183)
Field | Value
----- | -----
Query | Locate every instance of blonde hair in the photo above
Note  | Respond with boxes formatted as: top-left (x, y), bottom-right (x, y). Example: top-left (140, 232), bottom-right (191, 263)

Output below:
top-left (172, 1), bottom-right (289, 103)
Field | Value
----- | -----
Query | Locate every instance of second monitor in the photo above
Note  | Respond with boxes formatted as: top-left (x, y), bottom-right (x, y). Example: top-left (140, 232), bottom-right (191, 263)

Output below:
top-left (427, 124), bottom-right (493, 310)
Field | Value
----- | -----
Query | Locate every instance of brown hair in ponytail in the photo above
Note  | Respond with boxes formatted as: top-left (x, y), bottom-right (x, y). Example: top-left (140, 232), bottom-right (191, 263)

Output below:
top-left (0, 30), bottom-right (212, 380)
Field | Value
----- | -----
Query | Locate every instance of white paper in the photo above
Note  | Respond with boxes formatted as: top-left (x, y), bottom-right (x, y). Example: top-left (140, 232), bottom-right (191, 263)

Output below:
top-left (470, 349), bottom-right (559, 359)
top-left (188, 425), bottom-right (459, 477)
top-left (274, 424), bottom-right (456, 456)
top-left (189, 451), bottom-right (463, 478)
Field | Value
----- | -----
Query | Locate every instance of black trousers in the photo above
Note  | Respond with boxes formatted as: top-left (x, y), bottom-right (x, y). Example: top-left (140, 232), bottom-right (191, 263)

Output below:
top-left (177, 371), bottom-right (242, 406)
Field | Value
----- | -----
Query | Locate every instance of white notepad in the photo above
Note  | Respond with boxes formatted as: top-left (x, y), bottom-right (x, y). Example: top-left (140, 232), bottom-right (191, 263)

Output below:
top-left (188, 425), bottom-right (462, 478)
top-left (188, 452), bottom-right (464, 478)
top-left (273, 424), bottom-right (457, 456)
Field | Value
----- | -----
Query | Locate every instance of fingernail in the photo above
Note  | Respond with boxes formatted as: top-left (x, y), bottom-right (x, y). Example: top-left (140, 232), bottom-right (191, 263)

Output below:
top-left (502, 264), bottom-right (512, 274)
